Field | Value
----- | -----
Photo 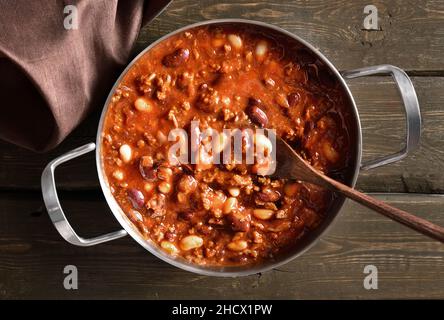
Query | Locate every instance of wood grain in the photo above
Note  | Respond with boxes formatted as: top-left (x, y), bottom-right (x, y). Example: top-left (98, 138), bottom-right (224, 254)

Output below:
top-left (1, 77), bottom-right (442, 193)
top-left (0, 192), bottom-right (442, 299)
top-left (135, 0), bottom-right (444, 72)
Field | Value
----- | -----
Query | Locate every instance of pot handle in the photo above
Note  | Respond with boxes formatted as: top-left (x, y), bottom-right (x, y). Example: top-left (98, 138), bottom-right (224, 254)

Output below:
top-left (41, 143), bottom-right (127, 246)
top-left (341, 64), bottom-right (421, 170)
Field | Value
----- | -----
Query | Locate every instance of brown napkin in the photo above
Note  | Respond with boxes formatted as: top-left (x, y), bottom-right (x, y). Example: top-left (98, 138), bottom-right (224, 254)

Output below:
top-left (0, 0), bottom-right (171, 151)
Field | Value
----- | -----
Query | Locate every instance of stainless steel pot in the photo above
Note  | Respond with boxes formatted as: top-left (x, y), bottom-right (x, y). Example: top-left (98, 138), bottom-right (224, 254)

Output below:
top-left (41, 19), bottom-right (421, 277)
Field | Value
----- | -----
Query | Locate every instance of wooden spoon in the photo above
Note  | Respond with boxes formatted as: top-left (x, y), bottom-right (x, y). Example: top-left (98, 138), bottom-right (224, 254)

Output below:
top-left (270, 133), bottom-right (444, 243)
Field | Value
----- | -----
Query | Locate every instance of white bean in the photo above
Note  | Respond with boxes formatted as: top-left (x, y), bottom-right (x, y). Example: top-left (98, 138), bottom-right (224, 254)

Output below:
top-left (227, 240), bottom-right (248, 251)
top-left (228, 34), bottom-right (242, 49)
top-left (228, 187), bottom-right (240, 197)
top-left (119, 144), bottom-right (132, 163)
top-left (255, 41), bottom-right (267, 58)
top-left (112, 169), bottom-right (124, 180)
top-left (180, 235), bottom-right (204, 251)
top-left (144, 182), bottom-right (155, 193)
top-left (253, 209), bottom-right (274, 220)
top-left (161, 241), bottom-right (179, 255)
top-left (158, 181), bottom-right (172, 194)
top-left (134, 97), bottom-right (152, 112)
top-left (223, 197), bottom-right (238, 214)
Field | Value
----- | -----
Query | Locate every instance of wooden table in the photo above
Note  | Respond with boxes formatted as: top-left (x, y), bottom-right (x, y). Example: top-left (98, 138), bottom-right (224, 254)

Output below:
top-left (1, 0), bottom-right (443, 299)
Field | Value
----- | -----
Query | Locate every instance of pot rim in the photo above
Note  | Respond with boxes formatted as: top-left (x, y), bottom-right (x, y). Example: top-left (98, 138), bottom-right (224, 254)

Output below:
top-left (95, 18), bottom-right (362, 277)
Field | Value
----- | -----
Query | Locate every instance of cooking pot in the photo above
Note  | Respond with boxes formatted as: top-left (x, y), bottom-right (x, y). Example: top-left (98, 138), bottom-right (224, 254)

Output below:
top-left (41, 19), bottom-right (421, 277)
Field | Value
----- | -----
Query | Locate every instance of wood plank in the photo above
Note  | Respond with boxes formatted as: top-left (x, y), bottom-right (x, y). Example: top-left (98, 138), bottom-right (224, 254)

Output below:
top-left (135, 0), bottom-right (444, 72)
top-left (0, 192), bottom-right (442, 299)
top-left (1, 77), bottom-right (442, 193)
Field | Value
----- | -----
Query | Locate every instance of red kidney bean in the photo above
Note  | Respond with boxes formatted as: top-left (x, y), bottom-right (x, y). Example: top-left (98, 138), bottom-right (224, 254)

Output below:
top-left (288, 92), bottom-right (301, 107)
top-left (246, 98), bottom-right (268, 127)
top-left (226, 211), bottom-right (251, 232)
top-left (162, 48), bottom-right (190, 67)
top-left (257, 188), bottom-right (281, 202)
top-left (139, 157), bottom-right (157, 181)
top-left (140, 167), bottom-right (157, 181)
top-left (127, 188), bottom-right (145, 210)
top-left (179, 211), bottom-right (195, 221)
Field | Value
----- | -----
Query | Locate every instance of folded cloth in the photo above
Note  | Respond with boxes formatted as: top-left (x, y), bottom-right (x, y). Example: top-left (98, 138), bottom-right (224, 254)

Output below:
top-left (0, 0), bottom-right (171, 151)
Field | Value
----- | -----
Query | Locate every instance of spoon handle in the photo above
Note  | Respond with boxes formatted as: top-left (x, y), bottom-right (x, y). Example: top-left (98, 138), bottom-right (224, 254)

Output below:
top-left (323, 175), bottom-right (444, 243)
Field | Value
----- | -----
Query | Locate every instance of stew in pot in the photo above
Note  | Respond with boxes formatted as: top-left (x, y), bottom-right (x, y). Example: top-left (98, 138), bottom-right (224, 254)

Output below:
top-left (101, 24), bottom-right (354, 266)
